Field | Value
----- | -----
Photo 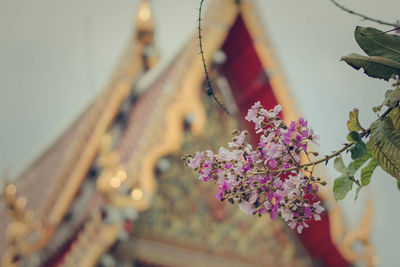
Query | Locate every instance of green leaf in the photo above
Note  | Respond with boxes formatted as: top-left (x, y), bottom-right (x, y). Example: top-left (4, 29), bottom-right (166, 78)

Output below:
top-left (334, 155), bottom-right (353, 176)
top-left (397, 180), bottom-right (400, 191)
top-left (370, 116), bottom-right (400, 179)
top-left (391, 106), bottom-right (400, 130)
top-left (333, 175), bottom-right (354, 200)
top-left (347, 109), bottom-right (363, 132)
top-left (361, 159), bottom-right (379, 186)
top-left (352, 143), bottom-right (371, 171)
top-left (382, 87), bottom-right (400, 108)
top-left (341, 53), bottom-right (400, 81)
top-left (350, 143), bottom-right (367, 159)
top-left (372, 105), bottom-right (383, 113)
top-left (347, 131), bottom-right (367, 159)
top-left (355, 26), bottom-right (400, 62)
top-left (347, 131), bottom-right (361, 142)
top-left (355, 186), bottom-right (362, 201)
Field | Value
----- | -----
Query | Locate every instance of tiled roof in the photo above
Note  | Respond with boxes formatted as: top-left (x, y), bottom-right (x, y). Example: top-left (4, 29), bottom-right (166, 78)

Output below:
top-left (0, 36), bottom-right (146, 259)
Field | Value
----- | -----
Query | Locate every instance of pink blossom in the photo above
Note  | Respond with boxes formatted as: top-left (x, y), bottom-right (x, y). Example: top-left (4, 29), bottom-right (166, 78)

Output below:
top-left (183, 102), bottom-right (325, 234)
top-left (298, 117), bottom-right (307, 127)
top-left (288, 221), bottom-right (297, 229)
top-left (297, 224), bottom-right (304, 234)
top-left (188, 151), bottom-right (204, 168)
top-left (274, 104), bottom-right (282, 114)
top-left (313, 201), bottom-right (324, 214)
top-left (239, 201), bottom-right (254, 216)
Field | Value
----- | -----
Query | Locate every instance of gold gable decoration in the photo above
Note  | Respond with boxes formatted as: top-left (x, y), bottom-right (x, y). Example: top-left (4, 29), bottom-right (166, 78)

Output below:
top-left (3, 184), bottom-right (41, 266)
top-left (0, 0), bottom-right (159, 265)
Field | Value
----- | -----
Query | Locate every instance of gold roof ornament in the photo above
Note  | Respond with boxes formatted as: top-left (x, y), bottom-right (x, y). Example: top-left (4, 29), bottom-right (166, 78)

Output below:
top-left (135, 0), bottom-right (159, 70)
top-left (135, 0), bottom-right (154, 43)
top-left (2, 184), bottom-right (44, 266)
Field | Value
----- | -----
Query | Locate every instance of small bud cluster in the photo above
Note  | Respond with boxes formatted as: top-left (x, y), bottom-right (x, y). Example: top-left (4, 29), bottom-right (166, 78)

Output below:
top-left (183, 102), bottom-right (325, 234)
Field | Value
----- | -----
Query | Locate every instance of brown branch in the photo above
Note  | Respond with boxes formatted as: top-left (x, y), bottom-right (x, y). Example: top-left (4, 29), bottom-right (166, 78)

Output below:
top-left (329, 0), bottom-right (398, 27)
top-left (361, 27), bottom-right (400, 36)
top-left (198, 0), bottom-right (230, 115)
top-left (248, 103), bottom-right (399, 177)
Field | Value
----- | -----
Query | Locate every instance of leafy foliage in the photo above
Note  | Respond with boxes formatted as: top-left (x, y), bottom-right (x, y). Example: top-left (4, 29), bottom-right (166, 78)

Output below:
top-left (334, 26), bottom-right (400, 201)
top-left (373, 88), bottom-right (400, 112)
top-left (347, 109), bottom-right (363, 132)
top-left (347, 131), bottom-right (367, 159)
top-left (342, 26), bottom-right (400, 81)
top-left (333, 155), bottom-right (355, 200)
top-left (334, 175), bottom-right (354, 200)
top-left (354, 26), bottom-right (400, 62)
top-left (333, 148), bottom-right (373, 200)
top-left (360, 159), bottom-right (379, 186)
top-left (369, 116), bottom-right (400, 179)
top-left (382, 88), bottom-right (400, 108)
top-left (352, 146), bottom-right (372, 171)
top-left (341, 53), bottom-right (400, 81)
top-left (391, 106), bottom-right (400, 129)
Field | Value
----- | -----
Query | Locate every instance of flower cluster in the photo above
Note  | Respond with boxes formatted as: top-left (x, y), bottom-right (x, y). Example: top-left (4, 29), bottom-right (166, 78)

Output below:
top-left (183, 102), bottom-right (325, 234)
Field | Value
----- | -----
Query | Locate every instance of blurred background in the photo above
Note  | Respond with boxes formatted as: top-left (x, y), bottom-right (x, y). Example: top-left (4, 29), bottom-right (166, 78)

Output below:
top-left (0, 0), bottom-right (399, 266)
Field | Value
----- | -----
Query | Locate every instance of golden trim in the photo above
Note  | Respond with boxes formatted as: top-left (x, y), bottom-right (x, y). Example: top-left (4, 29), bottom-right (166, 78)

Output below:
top-left (50, 80), bottom-right (132, 224)
top-left (3, 3), bottom-right (159, 259)
top-left (2, 184), bottom-right (56, 266)
top-left (327, 193), bottom-right (376, 266)
top-left (48, 0), bottom-right (159, 225)
top-left (121, 0), bottom-right (238, 211)
top-left (60, 212), bottom-right (119, 267)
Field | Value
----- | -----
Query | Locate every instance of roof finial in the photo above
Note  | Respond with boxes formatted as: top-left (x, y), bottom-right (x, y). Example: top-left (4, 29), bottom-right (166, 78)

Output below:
top-left (135, 0), bottom-right (154, 45)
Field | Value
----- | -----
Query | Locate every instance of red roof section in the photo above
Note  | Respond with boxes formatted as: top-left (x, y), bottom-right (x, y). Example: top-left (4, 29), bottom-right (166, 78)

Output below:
top-left (221, 15), bottom-right (349, 267)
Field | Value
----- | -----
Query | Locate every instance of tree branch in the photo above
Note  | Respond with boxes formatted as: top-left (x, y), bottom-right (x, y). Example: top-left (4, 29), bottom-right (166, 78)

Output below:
top-left (198, 0), bottom-right (230, 115)
top-left (248, 104), bottom-right (399, 177)
top-left (329, 0), bottom-right (398, 27)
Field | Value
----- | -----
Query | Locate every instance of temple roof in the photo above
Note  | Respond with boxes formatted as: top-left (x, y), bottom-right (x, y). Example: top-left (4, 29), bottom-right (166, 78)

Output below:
top-left (1, 0), bottom-right (374, 266)
top-left (0, 0), bottom-right (157, 261)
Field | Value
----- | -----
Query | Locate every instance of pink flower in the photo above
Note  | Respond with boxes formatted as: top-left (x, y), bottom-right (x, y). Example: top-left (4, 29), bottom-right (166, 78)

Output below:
top-left (228, 131), bottom-right (246, 148)
top-left (245, 108), bottom-right (257, 122)
top-left (304, 206), bottom-right (312, 219)
top-left (288, 221), bottom-right (297, 229)
top-left (298, 117), bottom-right (307, 127)
top-left (289, 121), bottom-right (296, 132)
top-left (274, 104), bottom-right (282, 114)
top-left (239, 201), bottom-right (254, 216)
top-left (216, 190), bottom-right (224, 201)
top-left (206, 150), bottom-right (214, 160)
top-left (184, 101), bottom-right (324, 234)
top-left (313, 201), bottom-right (324, 214)
top-left (297, 224), bottom-right (304, 234)
top-left (188, 151), bottom-right (204, 168)
top-left (267, 158), bottom-right (277, 168)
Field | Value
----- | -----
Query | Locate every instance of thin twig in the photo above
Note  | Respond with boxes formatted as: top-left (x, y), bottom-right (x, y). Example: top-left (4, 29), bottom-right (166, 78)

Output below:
top-left (198, 0), bottom-right (230, 115)
top-left (361, 27), bottom-right (400, 36)
top-left (249, 141), bottom-right (354, 176)
top-left (329, 0), bottom-right (398, 27)
top-left (248, 104), bottom-right (399, 177)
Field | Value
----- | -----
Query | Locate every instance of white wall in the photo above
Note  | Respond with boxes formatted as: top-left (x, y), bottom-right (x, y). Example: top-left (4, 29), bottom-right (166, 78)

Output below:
top-left (0, 0), bottom-right (398, 265)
